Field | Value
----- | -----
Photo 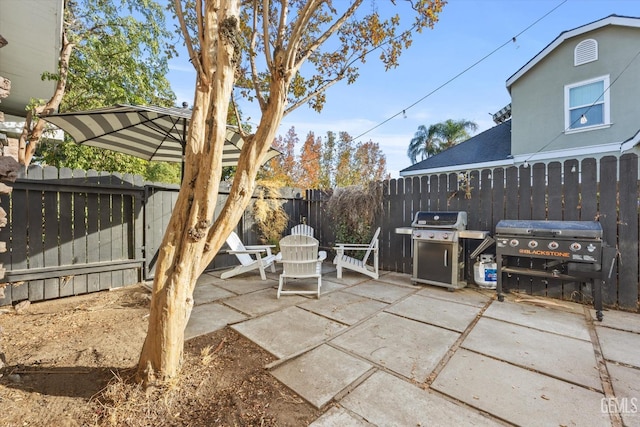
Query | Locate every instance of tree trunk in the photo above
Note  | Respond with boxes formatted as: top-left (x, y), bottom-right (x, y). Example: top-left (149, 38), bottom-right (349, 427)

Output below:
top-left (136, 0), bottom-right (288, 382)
top-left (18, 32), bottom-right (73, 166)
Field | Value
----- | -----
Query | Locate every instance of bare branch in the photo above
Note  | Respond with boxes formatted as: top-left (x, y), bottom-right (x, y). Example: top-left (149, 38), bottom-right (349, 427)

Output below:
top-left (284, 0), bottom-right (324, 71)
top-left (196, 0), bottom-right (204, 36)
top-left (293, 0), bottom-right (363, 69)
top-left (283, 77), bottom-right (341, 116)
top-left (196, 0), bottom-right (206, 75)
top-left (18, 31), bottom-right (75, 166)
top-left (249, 4), bottom-right (266, 110)
top-left (261, 0), bottom-right (272, 68)
top-left (230, 96), bottom-right (246, 138)
top-left (174, 0), bottom-right (207, 85)
top-left (275, 0), bottom-right (288, 51)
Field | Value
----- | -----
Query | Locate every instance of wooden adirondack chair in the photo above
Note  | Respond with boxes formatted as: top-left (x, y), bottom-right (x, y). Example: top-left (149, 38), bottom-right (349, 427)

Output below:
top-left (291, 224), bottom-right (314, 237)
top-left (221, 231), bottom-right (277, 280)
top-left (333, 227), bottom-right (381, 280)
top-left (291, 223), bottom-right (328, 260)
top-left (277, 234), bottom-right (326, 298)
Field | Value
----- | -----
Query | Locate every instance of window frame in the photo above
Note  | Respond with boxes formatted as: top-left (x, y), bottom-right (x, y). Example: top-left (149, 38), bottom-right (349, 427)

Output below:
top-left (564, 75), bottom-right (610, 133)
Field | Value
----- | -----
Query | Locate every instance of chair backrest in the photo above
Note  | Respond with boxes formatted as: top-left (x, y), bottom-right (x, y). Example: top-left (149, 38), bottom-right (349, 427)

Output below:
top-left (226, 231), bottom-right (253, 266)
top-left (361, 227), bottom-right (381, 264)
top-left (291, 224), bottom-right (314, 237)
top-left (279, 234), bottom-right (319, 276)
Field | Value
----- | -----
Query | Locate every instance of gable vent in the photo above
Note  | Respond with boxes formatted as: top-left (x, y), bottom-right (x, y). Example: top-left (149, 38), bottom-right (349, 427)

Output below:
top-left (575, 39), bottom-right (598, 66)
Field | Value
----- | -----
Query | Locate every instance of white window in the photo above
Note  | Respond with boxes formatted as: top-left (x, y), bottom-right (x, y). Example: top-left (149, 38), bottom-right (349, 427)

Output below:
top-left (564, 75), bottom-right (610, 131)
top-left (574, 39), bottom-right (598, 66)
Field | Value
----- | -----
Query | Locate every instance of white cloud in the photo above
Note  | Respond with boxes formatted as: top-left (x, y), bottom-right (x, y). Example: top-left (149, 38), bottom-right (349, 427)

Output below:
top-left (168, 61), bottom-right (196, 74)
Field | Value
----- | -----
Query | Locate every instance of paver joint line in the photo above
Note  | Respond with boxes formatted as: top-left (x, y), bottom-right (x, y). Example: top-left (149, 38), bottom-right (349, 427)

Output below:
top-left (193, 270), bottom-right (640, 426)
top-left (266, 285), bottom-right (424, 370)
top-left (422, 386), bottom-right (513, 426)
top-left (328, 367), bottom-right (378, 406)
top-left (423, 294), bottom-right (496, 387)
top-left (584, 305), bottom-right (624, 427)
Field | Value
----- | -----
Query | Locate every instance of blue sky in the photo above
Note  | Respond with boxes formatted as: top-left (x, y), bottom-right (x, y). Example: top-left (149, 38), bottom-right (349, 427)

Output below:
top-left (166, 0), bottom-right (639, 178)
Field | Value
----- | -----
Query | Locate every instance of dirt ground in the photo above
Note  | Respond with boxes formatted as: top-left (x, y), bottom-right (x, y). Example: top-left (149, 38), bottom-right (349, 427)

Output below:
top-left (0, 284), bottom-right (320, 426)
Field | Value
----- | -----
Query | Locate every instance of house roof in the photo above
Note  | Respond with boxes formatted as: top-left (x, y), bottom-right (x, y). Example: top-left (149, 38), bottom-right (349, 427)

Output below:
top-left (506, 14), bottom-right (640, 91)
top-left (400, 120), bottom-right (512, 176)
top-left (0, 0), bottom-right (64, 118)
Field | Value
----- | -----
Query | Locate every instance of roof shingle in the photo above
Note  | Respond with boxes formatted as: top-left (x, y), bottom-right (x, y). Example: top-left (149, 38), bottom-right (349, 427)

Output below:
top-left (401, 120), bottom-right (511, 174)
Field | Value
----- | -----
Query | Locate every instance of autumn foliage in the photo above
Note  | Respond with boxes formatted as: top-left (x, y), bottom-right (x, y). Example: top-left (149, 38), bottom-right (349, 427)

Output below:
top-left (265, 127), bottom-right (388, 189)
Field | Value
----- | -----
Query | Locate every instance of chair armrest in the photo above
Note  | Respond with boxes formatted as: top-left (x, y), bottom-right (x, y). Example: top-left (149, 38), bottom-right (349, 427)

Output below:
top-left (245, 245), bottom-right (275, 256)
top-left (229, 249), bottom-right (265, 255)
top-left (318, 251), bottom-right (327, 262)
top-left (333, 244), bottom-right (370, 251)
top-left (280, 259), bottom-right (318, 265)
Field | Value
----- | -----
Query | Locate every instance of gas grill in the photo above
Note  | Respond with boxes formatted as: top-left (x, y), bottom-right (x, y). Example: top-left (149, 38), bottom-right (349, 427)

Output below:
top-left (410, 211), bottom-right (468, 289)
top-left (495, 219), bottom-right (604, 320)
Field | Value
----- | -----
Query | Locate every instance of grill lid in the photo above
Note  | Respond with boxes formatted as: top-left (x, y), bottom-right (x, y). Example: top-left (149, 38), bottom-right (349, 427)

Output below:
top-left (411, 211), bottom-right (467, 230)
top-left (495, 220), bottom-right (602, 239)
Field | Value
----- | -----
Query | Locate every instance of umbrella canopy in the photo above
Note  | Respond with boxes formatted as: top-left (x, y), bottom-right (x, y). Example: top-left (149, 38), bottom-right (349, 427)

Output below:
top-left (41, 104), bottom-right (280, 166)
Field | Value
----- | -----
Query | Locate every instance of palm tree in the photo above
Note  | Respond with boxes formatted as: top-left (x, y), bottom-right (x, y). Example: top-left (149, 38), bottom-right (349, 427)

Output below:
top-left (407, 124), bottom-right (438, 164)
top-left (407, 119), bottom-right (478, 164)
top-left (433, 119), bottom-right (478, 150)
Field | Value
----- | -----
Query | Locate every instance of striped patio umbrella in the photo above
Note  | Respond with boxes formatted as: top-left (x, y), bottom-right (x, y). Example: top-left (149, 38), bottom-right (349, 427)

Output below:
top-left (41, 104), bottom-right (280, 167)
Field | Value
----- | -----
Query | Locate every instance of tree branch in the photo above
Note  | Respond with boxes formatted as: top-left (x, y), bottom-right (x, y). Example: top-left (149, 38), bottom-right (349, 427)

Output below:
top-left (274, 0), bottom-right (288, 52)
top-left (249, 4), bottom-right (266, 110)
top-left (230, 95), bottom-right (246, 138)
top-left (18, 30), bottom-right (75, 166)
top-left (286, 0), bottom-right (325, 69)
top-left (283, 77), bottom-right (341, 116)
top-left (261, 0), bottom-right (272, 69)
top-left (293, 0), bottom-right (363, 69)
top-left (174, 0), bottom-right (207, 85)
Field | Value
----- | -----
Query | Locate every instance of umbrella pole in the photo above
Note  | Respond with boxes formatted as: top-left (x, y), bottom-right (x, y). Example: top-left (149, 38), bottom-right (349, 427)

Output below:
top-left (181, 143), bottom-right (185, 182)
top-left (181, 116), bottom-right (186, 182)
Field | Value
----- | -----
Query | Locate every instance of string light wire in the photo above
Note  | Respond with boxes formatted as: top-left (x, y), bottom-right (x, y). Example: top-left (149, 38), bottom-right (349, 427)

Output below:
top-left (522, 46), bottom-right (640, 165)
top-left (350, 0), bottom-right (568, 142)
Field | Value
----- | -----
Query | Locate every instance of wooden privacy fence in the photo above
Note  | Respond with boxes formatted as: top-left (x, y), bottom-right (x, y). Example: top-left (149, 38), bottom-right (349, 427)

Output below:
top-left (303, 154), bottom-right (639, 311)
top-left (143, 182), bottom-right (306, 277)
top-left (0, 166), bottom-right (145, 306)
top-left (0, 166), bottom-right (306, 306)
top-left (1, 154), bottom-right (637, 311)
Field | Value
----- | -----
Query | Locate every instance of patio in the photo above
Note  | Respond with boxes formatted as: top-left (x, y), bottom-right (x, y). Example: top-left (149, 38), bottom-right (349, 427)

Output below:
top-left (186, 263), bottom-right (640, 426)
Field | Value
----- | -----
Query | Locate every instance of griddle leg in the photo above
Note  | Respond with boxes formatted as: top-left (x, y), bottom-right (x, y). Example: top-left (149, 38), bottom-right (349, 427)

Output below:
top-left (593, 278), bottom-right (603, 321)
top-left (496, 255), bottom-right (504, 302)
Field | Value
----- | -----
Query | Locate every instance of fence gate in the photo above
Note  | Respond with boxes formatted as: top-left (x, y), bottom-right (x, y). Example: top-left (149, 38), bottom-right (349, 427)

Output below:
top-left (142, 184), bottom-right (179, 280)
top-left (0, 166), bottom-right (145, 306)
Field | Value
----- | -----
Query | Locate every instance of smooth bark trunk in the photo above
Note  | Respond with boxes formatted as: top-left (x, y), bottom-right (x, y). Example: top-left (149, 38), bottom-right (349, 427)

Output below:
top-left (136, 0), bottom-right (288, 382)
top-left (18, 32), bottom-right (73, 166)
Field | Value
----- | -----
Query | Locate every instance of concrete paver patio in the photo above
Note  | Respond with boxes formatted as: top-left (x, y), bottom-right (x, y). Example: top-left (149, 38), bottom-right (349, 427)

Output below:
top-left (185, 263), bottom-right (640, 426)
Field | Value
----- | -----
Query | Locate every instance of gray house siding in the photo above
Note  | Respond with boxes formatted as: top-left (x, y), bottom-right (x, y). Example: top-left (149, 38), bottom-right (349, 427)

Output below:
top-left (510, 25), bottom-right (640, 158)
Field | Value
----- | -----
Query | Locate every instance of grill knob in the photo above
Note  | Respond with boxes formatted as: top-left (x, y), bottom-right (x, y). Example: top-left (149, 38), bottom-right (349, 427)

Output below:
top-left (428, 232), bottom-right (435, 239)
top-left (528, 240), bottom-right (538, 248)
top-left (509, 239), bottom-right (519, 247)
top-left (442, 232), bottom-right (449, 240)
top-left (548, 241), bottom-right (559, 250)
top-left (570, 242), bottom-right (582, 251)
